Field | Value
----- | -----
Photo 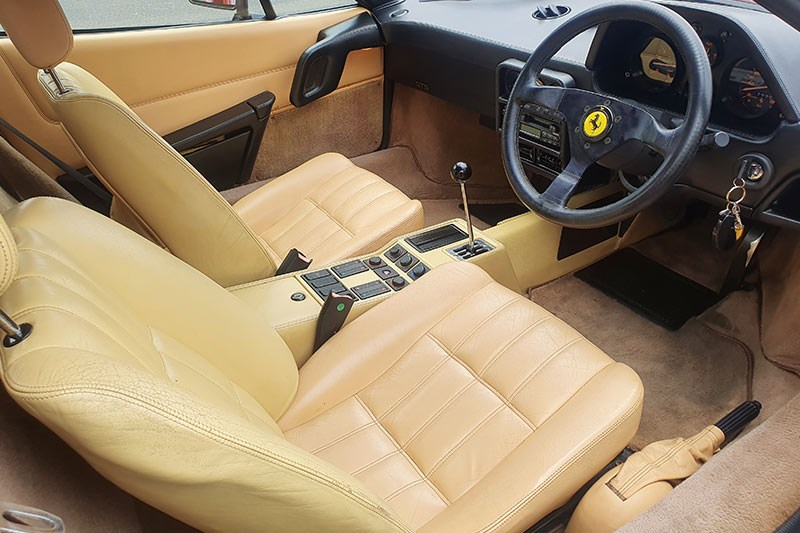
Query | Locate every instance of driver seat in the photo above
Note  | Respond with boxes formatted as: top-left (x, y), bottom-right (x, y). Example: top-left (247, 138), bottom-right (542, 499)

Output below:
top-left (0, 197), bottom-right (643, 532)
top-left (0, 1), bottom-right (424, 287)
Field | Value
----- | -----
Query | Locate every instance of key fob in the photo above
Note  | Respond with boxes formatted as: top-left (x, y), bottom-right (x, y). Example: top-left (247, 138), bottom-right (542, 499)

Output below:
top-left (712, 212), bottom-right (741, 251)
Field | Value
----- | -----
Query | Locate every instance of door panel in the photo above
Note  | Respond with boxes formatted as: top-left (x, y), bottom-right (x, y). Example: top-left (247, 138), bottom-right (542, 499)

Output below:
top-left (0, 7), bottom-right (382, 173)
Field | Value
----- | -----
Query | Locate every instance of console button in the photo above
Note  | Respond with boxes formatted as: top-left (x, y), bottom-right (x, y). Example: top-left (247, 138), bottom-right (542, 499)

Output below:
top-left (301, 269), bottom-right (333, 281)
top-left (306, 275), bottom-right (339, 289)
top-left (332, 260), bottom-right (368, 278)
top-left (408, 262), bottom-right (430, 280)
top-left (396, 253), bottom-right (419, 272)
top-left (389, 277), bottom-right (407, 291)
top-left (352, 280), bottom-right (391, 299)
top-left (367, 256), bottom-right (385, 268)
top-left (375, 265), bottom-right (400, 280)
top-left (315, 282), bottom-right (348, 299)
top-left (386, 244), bottom-right (407, 262)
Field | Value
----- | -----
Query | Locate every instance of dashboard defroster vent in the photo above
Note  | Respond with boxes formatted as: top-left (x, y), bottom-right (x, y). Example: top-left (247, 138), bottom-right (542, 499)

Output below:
top-left (532, 4), bottom-right (570, 20)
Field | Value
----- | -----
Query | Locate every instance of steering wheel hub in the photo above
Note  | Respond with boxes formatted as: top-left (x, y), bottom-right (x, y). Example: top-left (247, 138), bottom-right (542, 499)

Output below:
top-left (581, 106), bottom-right (613, 141)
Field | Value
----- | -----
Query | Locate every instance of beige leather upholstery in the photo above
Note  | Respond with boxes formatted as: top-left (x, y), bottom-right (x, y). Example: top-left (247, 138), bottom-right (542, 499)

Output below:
top-left (235, 153), bottom-right (423, 266)
top-left (566, 426), bottom-right (724, 533)
top-left (0, 2), bottom-right (422, 287)
top-left (0, 0), bottom-right (72, 69)
top-left (0, 198), bottom-right (642, 532)
top-left (280, 263), bottom-right (644, 532)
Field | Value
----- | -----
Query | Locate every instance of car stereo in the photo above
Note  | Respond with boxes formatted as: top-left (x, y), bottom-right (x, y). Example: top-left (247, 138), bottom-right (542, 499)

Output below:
top-left (496, 59), bottom-right (574, 177)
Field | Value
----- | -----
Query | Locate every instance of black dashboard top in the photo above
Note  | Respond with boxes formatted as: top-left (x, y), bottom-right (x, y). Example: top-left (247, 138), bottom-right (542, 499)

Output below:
top-left (374, 0), bottom-right (800, 125)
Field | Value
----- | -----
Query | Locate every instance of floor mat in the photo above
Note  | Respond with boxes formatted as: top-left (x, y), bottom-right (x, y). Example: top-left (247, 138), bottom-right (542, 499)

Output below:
top-left (575, 248), bottom-right (720, 330)
top-left (530, 276), bottom-right (752, 448)
top-left (462, 202), bottom-right (528, 226)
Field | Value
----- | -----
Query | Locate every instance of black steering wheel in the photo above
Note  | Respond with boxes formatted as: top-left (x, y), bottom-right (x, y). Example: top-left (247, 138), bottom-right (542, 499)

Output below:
top-left (501, 1), bottom-right (713, 228)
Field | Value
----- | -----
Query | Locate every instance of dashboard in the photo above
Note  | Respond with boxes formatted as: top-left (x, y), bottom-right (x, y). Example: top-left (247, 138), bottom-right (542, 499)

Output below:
top-left (372, 0), bottom-right (800, 230)
top-left (590, 12), bottom-right (785, 137)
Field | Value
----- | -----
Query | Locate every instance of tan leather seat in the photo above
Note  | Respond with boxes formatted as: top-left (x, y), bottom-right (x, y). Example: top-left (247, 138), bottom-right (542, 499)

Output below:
top-left (0, 197), bottom-right (643, 533)
top-left (0, 1), bottom-right (423, 288)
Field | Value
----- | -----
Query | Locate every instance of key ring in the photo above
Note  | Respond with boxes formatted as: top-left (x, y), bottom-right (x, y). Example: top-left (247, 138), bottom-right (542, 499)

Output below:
top-left (725, 184), bottom-right (747, 204)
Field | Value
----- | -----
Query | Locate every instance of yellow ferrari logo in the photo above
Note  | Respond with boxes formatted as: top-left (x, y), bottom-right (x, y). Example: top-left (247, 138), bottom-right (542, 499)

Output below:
top-left (583, 110), bottom-right (610, 139)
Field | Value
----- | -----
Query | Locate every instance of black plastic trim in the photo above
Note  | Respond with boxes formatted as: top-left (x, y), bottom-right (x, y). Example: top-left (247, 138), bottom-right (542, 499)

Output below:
top-left (290, 13), bottom-right (383, 107)
top-left (164, 91), bottom-right (274, 190)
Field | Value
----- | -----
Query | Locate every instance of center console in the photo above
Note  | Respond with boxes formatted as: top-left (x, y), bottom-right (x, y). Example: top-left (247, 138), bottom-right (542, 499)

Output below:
top-left (231, 219), bottom-right (518, 367)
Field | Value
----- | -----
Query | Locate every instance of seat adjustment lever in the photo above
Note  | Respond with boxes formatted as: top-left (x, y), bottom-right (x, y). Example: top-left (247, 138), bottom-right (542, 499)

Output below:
top-left (275, 248), bottom-right (312, 276)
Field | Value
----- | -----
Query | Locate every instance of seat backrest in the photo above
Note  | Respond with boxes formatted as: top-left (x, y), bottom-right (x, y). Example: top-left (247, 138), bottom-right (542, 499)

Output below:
top-left (0, 197), bottom-right (406, 533)
top-left (0, 0), bottom-right (277, 287)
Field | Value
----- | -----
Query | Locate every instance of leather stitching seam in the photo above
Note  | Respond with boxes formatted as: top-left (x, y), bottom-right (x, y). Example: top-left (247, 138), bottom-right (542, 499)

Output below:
top-left (130, 64), bottom-right (296, 108)
top-left (507, 337), bottom-right (584, 401)
top-left (476, 315), bottom-right (555, 377)
top-left (426, 332), bottom-right (535, 432)
top-left (353, 395), bottom-right (450, 507)
top-left (0, 381), bottom-right (411, 533)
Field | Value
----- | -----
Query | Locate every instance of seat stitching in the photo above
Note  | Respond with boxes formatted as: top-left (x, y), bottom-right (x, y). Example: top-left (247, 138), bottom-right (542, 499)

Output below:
top-left (476, 315), bottom-right (554, 376)
top-left (337, 186), bottom-right (396, 225)
top-left (351, 449), bottom-right (403, 477)
top-left (372, 351), bottom-right (452, 420)
top-left (257, 201), bottom-right (315, 243)
top-left (447, 297), bottom-right (521, 353)
top-left (354, 395), bottom-right (450, 506)
top-left (383, 479), bottom-right (426, 502)
top-left (308, 419), bottom-right (377, 455)
top-left (53, 94), bottom-right (275, 263)
top-left (353, 279), bottom-right (496, 400)
top-left (1, 382), bottom-right (412, 533)
top-left (300, 224), bottom-right (348, 258)
top-left (12, 306), bottom-right (154, 372)
top-left (273, 207), bottom-right (343, 251)
top-left (399, 376), bottom-right (479, 450)
top-left (426, 333), bottom-right (536, 431)
top-left (426, 404), bottom-right (509, 477)
top-left (304, 197), bottom-right (355, 237)
top-left (231, 384), bottom-right (255, 425)
top-left (507, 337), bottom-right (584, 401)
top-left (349, 201), bottom-right (424, 255)
top-left (480, 369), bottom-right (642, 532)
top-left (306, 167), bottom-right (364, 209)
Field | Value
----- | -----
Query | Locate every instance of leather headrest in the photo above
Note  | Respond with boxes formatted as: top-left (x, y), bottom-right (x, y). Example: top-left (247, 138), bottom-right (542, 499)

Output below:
top-left (0, 215), bottom-right (18, 296)
top-left (0, 0), bottom-right (73, 69)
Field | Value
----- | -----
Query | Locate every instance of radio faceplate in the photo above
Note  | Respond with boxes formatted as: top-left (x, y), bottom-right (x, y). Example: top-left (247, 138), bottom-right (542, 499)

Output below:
top-left (497, 60), bottom-right (573, 178)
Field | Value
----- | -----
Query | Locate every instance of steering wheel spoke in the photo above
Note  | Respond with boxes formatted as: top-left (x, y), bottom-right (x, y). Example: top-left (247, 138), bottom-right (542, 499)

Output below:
top-left (541, 157), bottom-right (590, 208)
top-left (639, 116), bottom-right (679, 156)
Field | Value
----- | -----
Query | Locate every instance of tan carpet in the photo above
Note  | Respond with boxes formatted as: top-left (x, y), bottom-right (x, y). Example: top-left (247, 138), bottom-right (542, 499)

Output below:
top-left (618, 391), bottom-right (800, 533)
top-left (0, 388), bottom-right (198, 532)
top-left (250, 80), bottom-right (383, 181)
top-left (529, 276), bottom-right (800, 448)
top-left (759, 229), bottom-right (800, 374)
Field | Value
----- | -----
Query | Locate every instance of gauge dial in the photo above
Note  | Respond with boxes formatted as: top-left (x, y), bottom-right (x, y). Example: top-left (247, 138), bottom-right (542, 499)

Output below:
top-left (703, 37), bottom-right (720, 67)
top-left (726, 58), bottom-right (776, 117)
top-left (639, 37), bottom-right (677, 87)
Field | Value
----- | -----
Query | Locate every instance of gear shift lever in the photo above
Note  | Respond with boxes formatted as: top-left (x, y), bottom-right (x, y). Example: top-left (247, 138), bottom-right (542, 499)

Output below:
top-left (451, 162), bottom-right (475, 252)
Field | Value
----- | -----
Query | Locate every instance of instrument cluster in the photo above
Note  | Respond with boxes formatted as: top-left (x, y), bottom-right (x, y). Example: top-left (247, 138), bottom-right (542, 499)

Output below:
top-left (592, 13), bottom-right (785, 137)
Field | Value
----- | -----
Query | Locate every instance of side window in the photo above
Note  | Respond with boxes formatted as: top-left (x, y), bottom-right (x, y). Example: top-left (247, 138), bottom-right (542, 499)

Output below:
top-left (31, 0), bottom-right (357, 32)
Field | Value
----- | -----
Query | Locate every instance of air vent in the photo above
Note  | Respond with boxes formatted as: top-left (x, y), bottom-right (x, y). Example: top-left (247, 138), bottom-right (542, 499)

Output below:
top-left (532, 4), bottom-right (570, 20)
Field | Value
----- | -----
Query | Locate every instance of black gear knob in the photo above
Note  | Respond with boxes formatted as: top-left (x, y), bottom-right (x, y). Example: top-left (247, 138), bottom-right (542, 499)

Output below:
top-left (450, 162), bottom-right (472, 184)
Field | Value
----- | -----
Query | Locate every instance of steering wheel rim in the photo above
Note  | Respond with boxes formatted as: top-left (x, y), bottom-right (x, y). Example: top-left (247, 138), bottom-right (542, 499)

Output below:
top-left (501, 1), bottom-right (713, 229)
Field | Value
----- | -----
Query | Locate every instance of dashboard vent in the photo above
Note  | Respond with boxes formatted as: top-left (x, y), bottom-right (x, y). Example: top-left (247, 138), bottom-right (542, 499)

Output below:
top-left (532, 4), bottom-right (570, 20)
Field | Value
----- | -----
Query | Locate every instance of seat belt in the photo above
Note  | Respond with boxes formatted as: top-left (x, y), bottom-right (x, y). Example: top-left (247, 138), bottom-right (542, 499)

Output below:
top-left (0, 115), bottom-right (112, 204)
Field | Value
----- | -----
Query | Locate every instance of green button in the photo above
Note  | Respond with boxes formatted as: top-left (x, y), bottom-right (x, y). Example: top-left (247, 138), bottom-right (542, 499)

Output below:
top-left (336, 303), bottom-right (346, 312)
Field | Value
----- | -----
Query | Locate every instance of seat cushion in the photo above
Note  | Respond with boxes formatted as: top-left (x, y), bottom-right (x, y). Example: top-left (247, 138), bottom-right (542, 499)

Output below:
top-left (233, 153), bottom-right (424, 267)
top-left (279, 262), bottom-right (644, 533)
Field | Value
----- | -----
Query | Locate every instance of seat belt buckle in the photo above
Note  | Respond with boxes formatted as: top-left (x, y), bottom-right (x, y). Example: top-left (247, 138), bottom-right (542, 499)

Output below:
top-left (313, 292), bottom-right (354, 352)
top-left (275, 248), bottom-right (312, 276)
